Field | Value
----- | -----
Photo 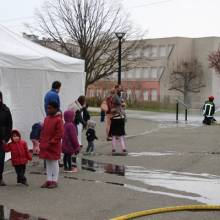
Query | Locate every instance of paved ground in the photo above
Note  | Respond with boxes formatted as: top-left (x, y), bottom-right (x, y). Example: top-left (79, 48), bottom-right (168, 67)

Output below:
top-left (1, 111), bottom-right (220, 220)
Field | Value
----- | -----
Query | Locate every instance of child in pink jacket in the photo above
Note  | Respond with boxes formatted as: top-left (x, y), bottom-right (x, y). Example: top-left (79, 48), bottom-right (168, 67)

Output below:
top-left (62, 110), bottom-right (80, 173)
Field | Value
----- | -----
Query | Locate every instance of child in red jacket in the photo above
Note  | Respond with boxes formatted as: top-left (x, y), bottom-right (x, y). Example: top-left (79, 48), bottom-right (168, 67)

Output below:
top-left (4, 130), bottom-right (32, 186)
top-left (39, 101), bottom-right (64, 189)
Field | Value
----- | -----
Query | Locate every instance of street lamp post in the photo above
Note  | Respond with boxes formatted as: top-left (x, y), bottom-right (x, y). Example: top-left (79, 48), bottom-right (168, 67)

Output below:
top-left (115, 32), bottom-right (126, 85)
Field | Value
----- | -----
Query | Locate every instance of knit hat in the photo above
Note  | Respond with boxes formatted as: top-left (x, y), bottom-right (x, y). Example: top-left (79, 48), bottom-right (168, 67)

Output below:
top-left (209, 96), bottom-right (214, 101)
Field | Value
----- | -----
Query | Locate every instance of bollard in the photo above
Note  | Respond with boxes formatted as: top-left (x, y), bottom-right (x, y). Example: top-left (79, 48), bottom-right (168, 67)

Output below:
top-left (176, 101), bottom-right (179, 122)
top-left (185, 108), bottom-right (188, 121)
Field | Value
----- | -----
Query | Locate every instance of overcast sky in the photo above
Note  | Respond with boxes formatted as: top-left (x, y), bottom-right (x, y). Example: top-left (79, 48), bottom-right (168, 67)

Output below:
top-left (0, 0), bottom-right (220, 38)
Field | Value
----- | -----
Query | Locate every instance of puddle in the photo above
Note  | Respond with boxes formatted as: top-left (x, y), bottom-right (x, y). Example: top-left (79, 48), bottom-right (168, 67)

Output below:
top-left (128, 151), bottom-right (177, 157)
top-left (80, 158), bottom-right (220, 204)
top-left (81, 158), bottom-right (125, 176)
top-left (126, 167), bottom-right (220, 204)
top-left (159, 120), bottom-right (202, 129)
top-left (30, 157), bottom-right (220, 204)
top-left (0, 205), bottom-right (47, 220)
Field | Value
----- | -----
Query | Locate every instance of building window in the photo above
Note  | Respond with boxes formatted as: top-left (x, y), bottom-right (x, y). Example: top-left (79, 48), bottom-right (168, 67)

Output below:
top-left (151, 46), bottom-right (158, 57)
top-left (159, 46), bottom-right (167, 57)
top-left (151, 89), bottom-right (158, 101)
top-left (144, 47), bottom-right (151, 57)
top-left (121, 72), bottom-right (125, 79)
top-left (143, 68), bottom-right (150, 78)
top-left (133, 48), bottom-right (142, 58)
top-left (126, 89), bottom-right (132, 100)
top-left (143, 90), bottom-right (149, 101)
top-left (135, 68), bottom-right (142, 79)
top-left (113, 72), bottom-right (117, 79)
top-left (135, 90), bottom-right (141, 99)
top-left (151, 68), bottom-right (158, 78)
top-left (127, 70), bottom-right (133, 79)
top-left (96, 89), bottom-right (102, 97)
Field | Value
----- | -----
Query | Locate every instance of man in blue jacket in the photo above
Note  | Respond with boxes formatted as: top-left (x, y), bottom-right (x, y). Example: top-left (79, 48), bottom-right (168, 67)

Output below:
top-left (44, 81), bottom-right (62, 115)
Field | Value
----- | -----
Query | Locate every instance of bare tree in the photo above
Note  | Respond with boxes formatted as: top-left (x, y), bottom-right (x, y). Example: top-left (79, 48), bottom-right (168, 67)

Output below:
top-left (169, 60), bottom-right (205, 106)
top-left (32, 0), bottom-right (140, 92)
top-left (209, 49), bottom-right (220, 73)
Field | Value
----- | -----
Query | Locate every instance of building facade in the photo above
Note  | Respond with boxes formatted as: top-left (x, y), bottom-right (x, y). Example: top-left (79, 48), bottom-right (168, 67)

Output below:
top-left (87, 37), bottom-right (220, 108)
top-left (23, 33), bottom-right (220, 108)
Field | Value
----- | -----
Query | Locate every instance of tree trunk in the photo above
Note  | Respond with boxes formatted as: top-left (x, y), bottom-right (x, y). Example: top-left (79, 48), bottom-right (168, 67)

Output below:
top-left (184, 92), bottom-right (191, 107)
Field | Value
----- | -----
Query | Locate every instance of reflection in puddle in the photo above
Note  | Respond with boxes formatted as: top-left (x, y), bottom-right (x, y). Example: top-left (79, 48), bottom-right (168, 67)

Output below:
top-left (0, 205), bottom-right (47, 220)
top-left (81, 158), bottom-right (125, 176)
top-left (126, 167), bottom-right (220, 204)
top-left (128, 152), bottom-right (177, 157)
top-left (159, 120), bottom-right (202, 129)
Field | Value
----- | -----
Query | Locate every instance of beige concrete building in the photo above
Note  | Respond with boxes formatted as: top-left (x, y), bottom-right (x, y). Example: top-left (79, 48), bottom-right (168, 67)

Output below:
top-left (23, 33), bottom-right (220, 108)
top-left (88, 37), bottom-right (220, 108)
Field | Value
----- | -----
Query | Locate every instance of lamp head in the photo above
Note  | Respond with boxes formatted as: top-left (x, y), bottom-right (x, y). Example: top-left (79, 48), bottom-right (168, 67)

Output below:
top-left (115, 32), bottom-right (126, 39)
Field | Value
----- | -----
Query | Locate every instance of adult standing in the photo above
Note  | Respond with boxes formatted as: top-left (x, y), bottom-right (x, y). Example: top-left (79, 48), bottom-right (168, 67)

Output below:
top-left (112, 85), bottom-right (123, 113)
top-left (203, 96), bottom-right (216, 125)
top-left (105, 89), bottom-right (115, 141)
top-left (68, 95), bottom-right (86, 148)
top-left (0, 91), bottom-right (13, 186)
top-left (44, 81), bottom-right (62, 115)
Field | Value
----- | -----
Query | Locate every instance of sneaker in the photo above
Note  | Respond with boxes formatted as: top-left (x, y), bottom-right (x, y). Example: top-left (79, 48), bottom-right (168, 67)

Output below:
top-left (0, 180), bottom-right (6, 186)
top-left (47, 181), bottom-right (58, 189)
top-left (41, 181), bottom-right (50, 188)
top-left (107, 137), bottom-right (112, 141)
top-left (68, 167), bottom-right (78, 173)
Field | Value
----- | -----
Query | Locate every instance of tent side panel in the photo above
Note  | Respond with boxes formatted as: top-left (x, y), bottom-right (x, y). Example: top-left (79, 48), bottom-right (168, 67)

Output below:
top-left (0, 68), bottom-right (85, 148)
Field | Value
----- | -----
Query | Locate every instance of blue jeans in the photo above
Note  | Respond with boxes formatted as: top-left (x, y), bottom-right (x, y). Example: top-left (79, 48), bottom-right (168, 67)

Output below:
top-left (86, 142), bottom-right (95, 153)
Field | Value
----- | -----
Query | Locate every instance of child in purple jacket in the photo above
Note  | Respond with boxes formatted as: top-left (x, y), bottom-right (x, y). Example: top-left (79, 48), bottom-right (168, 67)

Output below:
top-left (62, 110), bottom-right (80, 173)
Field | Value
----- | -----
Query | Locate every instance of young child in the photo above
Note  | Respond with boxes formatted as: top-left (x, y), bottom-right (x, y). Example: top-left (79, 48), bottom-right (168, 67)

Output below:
top-left (62, 110), bottom-right (80, 173)
top-left (4, 130), bottom-right (32, 186)
top-left (100, 100), bottom-right (108, 122)
top-left (110, 109), bottom-right (127, 154)
top-left (30, 122), bottom-right (42, 155)
top-left (39, 102), bottom-right (64, 189)
top-left (85, 120), bottom-right (98, 154)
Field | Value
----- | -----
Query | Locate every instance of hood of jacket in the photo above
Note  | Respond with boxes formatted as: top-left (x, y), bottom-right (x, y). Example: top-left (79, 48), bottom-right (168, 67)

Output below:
top-left (64, 110), bottom-right (75, 122)
top-left (11, 129), bottom-right (21, 141)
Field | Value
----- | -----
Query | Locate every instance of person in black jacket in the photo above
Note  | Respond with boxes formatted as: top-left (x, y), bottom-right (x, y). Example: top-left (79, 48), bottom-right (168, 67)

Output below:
top-left (0, 91), bottom-right (13, 186)
top-left (85, 121), bottom-right (98, 153)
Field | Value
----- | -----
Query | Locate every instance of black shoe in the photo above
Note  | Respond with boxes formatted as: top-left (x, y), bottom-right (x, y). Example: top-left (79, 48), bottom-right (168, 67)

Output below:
top-left (112, 149), bottom-right (116, 153)
top-left (0, 180), bottom-right (6, 186)
top-left (21, 181), bottom-right (29, 187)
top-left (123, 149), bottom-right (128, 153)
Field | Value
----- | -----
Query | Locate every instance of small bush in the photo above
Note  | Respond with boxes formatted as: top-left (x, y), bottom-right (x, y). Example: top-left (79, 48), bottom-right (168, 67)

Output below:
top-left (86, 97), bottom-right (176, 112)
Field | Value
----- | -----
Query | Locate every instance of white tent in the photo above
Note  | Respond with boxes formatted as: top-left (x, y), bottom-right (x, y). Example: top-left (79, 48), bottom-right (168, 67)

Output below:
top-left (0, 25), bottom-right (85, 151)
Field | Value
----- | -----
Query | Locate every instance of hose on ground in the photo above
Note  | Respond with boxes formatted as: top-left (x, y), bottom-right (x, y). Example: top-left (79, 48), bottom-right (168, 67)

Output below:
top-left (110, 204), bottom-right (220, 220)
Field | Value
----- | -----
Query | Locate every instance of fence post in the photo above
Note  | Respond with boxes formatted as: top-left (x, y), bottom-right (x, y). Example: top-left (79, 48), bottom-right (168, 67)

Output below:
top-left (176, 100), bottom-right (179, 122)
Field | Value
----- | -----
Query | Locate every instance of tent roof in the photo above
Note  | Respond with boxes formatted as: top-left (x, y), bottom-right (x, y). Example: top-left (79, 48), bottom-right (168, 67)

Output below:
top-left (0, 25), bottom-right (84, 72)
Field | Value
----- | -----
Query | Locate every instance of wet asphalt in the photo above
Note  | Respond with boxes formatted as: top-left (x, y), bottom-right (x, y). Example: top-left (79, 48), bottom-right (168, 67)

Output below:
top-left (1, 112), bottom-right (220, 220)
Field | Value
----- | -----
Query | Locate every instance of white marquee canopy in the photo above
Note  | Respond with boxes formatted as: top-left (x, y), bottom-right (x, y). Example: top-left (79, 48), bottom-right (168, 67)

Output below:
top-left (0, 25), bottom-right (85, 152)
